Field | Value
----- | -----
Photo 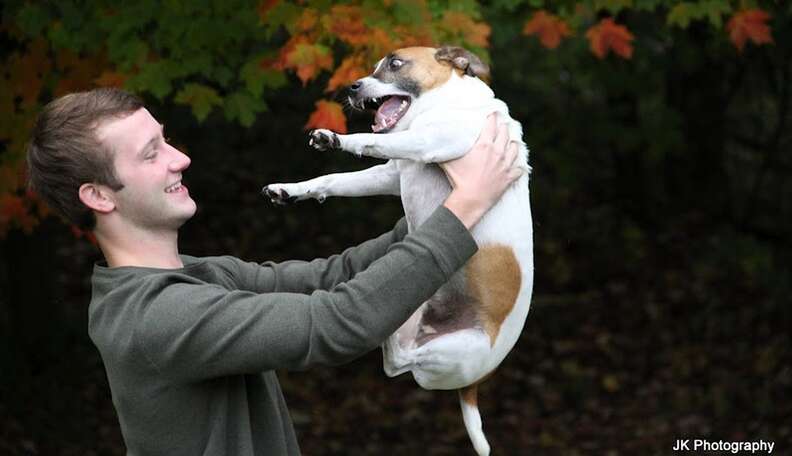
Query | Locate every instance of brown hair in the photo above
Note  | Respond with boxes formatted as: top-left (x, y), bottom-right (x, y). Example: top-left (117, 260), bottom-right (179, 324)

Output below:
top-left (26, 88), bottom-right (144, 229)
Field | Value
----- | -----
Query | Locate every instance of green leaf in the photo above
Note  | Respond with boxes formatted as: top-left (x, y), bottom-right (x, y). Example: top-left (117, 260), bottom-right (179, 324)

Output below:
top-left (174, 84), bottom-right (222, 123)
top-left (262, 2), bottom-right (302, 36)
top-left (634, 0), bottom-right (663, 12)
top-left (15, 4), bottom-right (50, 37)
top-left (224, 90), bottom-right (267, 128)
top-left (667, 3), bottom-right (697, 29)
top-left (241, 59), bottom-right (287, 98)
top-left (594, 0), bottom-right (633, 15)
top-left (700, 0), bottom-right (732, 29)
top-left (394, 0), bottom-right (429, 26)
top-left (126, 62), bottom-right (175, 99)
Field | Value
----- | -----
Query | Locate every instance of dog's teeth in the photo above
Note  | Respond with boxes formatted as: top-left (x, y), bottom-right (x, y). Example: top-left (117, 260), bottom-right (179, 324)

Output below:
top-left (400, 100), bottom-right (407, 107)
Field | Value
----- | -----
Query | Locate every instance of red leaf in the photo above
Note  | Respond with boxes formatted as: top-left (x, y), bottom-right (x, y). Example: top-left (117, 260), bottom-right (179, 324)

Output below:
top-left (585, 18), bottom-right (634, 60)
top-left (523, 11), bottom-right (572, 49)
top-left (326, 55), bottom-right (368, 92)
top-left (304, 100), bottom-right (347, 134)
top-left (726, 9), bottom-right (773, 53)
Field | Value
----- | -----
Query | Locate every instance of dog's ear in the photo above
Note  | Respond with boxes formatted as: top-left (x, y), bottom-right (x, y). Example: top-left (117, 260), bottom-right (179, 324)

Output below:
top-left (435, 46), bottom-right (490, 80)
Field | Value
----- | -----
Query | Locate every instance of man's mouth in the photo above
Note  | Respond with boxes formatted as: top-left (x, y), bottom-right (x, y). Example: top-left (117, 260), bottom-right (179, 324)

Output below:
top-left (359, 95), bottom-right (411, 133)
top-left (165, 181), bottom-right (186, 193)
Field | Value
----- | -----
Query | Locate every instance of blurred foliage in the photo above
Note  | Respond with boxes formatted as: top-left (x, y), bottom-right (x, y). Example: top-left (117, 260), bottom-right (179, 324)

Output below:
top-left (1, 0), bottom-right (791, 454)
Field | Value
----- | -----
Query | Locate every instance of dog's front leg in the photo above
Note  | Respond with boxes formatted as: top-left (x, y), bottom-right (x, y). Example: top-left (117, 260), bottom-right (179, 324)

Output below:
top-left (263, 160), bottom-right (400, 205)
top-left (310, 127), bottom-right (475, 163)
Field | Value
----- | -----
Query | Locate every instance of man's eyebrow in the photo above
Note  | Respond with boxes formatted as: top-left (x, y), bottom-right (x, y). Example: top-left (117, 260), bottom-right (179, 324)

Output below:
top-left (138, 124), bottom-right (165, 158)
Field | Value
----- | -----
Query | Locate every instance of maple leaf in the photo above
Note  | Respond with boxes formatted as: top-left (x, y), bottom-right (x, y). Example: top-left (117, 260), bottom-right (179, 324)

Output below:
top-left (71, 225), bottom-right (98, 245)
top-left (441, 11), bottom-right (491, 48)
top-left (0, 193), bottom-right (38, 237)
top-left (329, 5), bottom-right (368, 47)
top-left (257, 0), bottom-right (279, 22)
top-left (8, 38), bottom-right (50, 107)
top-left (326, 55), bottom-right (368, 93)
top-left (726, 9), bottom-right (773, 53)
top-left (273, 37), bottom-right (334, 85)
top-left (305, 100), bottom-right (347, 134)
top-left (94, 70), bottom-right (127, 88)
top-left (585, 18), bottom-right (634, 59)
top-left (523, 10), bottom-right (572, 49)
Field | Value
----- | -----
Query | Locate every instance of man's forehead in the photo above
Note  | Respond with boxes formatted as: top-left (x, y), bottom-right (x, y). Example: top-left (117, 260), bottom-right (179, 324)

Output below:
top-left (96, 108), bottom-right (159, 154)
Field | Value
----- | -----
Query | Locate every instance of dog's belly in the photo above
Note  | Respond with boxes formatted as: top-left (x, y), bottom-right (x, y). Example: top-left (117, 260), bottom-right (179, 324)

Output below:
top-left (397, 160), bottom-right (451, 230)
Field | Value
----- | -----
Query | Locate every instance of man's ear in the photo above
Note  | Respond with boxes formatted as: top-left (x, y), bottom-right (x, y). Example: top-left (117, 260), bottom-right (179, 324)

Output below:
top-left (78, 183), bottom-right (116, 214)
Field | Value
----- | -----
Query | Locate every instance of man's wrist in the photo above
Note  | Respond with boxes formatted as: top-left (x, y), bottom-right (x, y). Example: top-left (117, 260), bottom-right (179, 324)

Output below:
top-left (442, 191), bottom-right (487, 230)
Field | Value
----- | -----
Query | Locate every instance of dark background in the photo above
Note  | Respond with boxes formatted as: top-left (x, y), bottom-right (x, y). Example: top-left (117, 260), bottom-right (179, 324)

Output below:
top-left (2, 5), bottom-right (791, 456)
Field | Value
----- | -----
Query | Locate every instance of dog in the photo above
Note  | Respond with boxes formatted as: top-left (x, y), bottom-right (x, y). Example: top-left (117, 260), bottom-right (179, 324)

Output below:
top-left (264, 46), bottom-right (533, 456)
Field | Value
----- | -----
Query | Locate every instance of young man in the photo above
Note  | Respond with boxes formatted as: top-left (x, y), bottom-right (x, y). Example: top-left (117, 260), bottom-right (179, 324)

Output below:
top-left (26, 88), bottom-right (522, 455)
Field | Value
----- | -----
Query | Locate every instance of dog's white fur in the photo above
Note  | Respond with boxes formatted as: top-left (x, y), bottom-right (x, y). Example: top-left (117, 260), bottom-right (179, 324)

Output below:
top-left (266, 47), bottom-right (533, 456)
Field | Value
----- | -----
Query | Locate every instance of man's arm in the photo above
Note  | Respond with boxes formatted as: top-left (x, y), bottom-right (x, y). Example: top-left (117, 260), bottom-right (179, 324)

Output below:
top-left (135, 206), bottom-right (475, 381)
top-left (227, 216), bottom-right (408, 293)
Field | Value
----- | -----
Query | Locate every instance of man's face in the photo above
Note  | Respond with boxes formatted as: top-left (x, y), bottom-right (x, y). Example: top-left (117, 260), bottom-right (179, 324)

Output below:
top-left (97, 108), bottom-right (197, 231)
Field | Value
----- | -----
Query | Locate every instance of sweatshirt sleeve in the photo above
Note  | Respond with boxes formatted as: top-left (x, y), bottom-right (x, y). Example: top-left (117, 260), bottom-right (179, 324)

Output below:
top-left (135, 206), bottom-right (477, 382)
top-left (232, 216), bottom-right (409, 293)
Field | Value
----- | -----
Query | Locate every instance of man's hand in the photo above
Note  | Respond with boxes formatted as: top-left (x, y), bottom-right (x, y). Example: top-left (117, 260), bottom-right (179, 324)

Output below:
top-left (440, 113), bottom-right (523, 229)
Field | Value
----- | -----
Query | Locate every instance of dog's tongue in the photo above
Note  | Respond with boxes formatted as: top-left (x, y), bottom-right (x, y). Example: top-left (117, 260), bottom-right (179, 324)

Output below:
top-left (373, 96), bottom-right (405, 132)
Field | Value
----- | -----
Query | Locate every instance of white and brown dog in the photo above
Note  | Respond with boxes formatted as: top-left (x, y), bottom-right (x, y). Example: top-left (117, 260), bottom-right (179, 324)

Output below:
top-left (265, 46), bottom-right (533, 455)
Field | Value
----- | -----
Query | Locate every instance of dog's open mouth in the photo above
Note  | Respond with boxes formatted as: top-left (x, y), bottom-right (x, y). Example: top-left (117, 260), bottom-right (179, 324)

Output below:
top-left (363, 95), bottom-right (411, 133)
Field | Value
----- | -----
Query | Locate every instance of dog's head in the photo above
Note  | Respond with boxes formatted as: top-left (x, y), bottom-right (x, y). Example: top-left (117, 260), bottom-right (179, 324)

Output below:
top-left (348, 46), bottom-right (489, 133)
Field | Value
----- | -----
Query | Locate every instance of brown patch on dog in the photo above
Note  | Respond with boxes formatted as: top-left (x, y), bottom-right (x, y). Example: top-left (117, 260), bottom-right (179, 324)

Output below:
top-left (465, 244), bottom-right (522, 346)
top-left (394, 47), bottom-right (453, 92)
top-left (460, 382), bottom-right (479, 406)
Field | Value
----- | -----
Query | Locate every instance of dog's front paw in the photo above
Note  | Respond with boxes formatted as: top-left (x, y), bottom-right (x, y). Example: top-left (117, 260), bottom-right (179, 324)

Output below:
top-left (308, 129), bottom-right (340, 151)
top-left (262, 184), bottom-right (298, 206)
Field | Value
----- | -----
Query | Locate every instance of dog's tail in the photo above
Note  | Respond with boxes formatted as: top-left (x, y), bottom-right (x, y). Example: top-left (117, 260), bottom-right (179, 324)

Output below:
top-left (459, 383), bottom-right (491, 456)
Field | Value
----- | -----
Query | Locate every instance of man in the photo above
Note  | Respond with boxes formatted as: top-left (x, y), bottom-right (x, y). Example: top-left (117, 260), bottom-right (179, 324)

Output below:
top-left (26, 88), bottom-right (522, 455)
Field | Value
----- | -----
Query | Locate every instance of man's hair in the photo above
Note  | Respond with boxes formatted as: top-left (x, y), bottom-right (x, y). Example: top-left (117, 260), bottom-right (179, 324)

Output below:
top-left (26, 88), bottom-right (144, 230)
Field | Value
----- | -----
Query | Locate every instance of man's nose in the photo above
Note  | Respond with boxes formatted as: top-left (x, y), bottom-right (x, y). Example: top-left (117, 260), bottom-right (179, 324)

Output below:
top-left (168, 146), bottom-right (191, 171)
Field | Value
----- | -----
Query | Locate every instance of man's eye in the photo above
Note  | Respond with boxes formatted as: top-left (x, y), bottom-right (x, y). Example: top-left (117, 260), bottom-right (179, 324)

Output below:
top-left (389, 58), bottom-right (404, 70)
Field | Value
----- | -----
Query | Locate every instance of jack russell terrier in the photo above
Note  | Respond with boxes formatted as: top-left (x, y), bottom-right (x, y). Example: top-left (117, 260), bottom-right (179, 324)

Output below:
top-left (265, 46), bottom-right (533, 456)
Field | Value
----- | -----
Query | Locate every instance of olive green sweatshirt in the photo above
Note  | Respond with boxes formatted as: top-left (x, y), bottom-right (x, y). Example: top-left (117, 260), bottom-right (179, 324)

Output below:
top-left (88, 206), bottom-right (477, 456)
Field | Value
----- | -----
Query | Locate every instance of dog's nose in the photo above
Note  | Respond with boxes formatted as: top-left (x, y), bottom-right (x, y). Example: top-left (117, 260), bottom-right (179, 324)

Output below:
top-left (350, 80), bottom-right (362, 92)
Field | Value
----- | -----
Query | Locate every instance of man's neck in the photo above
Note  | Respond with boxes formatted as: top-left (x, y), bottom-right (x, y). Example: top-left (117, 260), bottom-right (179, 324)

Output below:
top-left (96, 224), bottom-right (184, 269)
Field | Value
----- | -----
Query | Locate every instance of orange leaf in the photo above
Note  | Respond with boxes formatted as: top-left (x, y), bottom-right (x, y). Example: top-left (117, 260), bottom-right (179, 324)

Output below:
top-left (8, 38), bottom-right (50, 107)
top-left (258, 0), bottom-right (279, 22)
top-left (585, 18), bottom-right (634, 59)
top-left (71, 225), bottom-right (98, 245)
top-left (0, 193), bottom-right (38, 236)
top-left (523, 11), bottom-right (572, 49)
top-left (94, 70), bottom-right (127, 88)
top-left (726, 9), bottom-right (773, 53)
top-left (304, 100), bottom-right (347, 134)
top-left (441, 11), bottom-right (491, 48)
top-left (329, 5), bottom-right (369, 46)
top-left (273, 37), bottom-right (334, 85)
top-left (326, 55), bottom-right (368, 92)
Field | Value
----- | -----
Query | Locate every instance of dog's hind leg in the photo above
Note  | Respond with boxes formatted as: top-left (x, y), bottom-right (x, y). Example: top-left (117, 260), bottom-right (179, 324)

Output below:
top-left (460, 383), bottom-right (491, 456)
top-left (263, 160), bottom-right (400, 204)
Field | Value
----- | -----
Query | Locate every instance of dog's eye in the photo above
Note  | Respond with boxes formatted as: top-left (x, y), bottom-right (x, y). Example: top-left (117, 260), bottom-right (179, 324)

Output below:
top-left (389, 58), bottom-right (404, 70)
